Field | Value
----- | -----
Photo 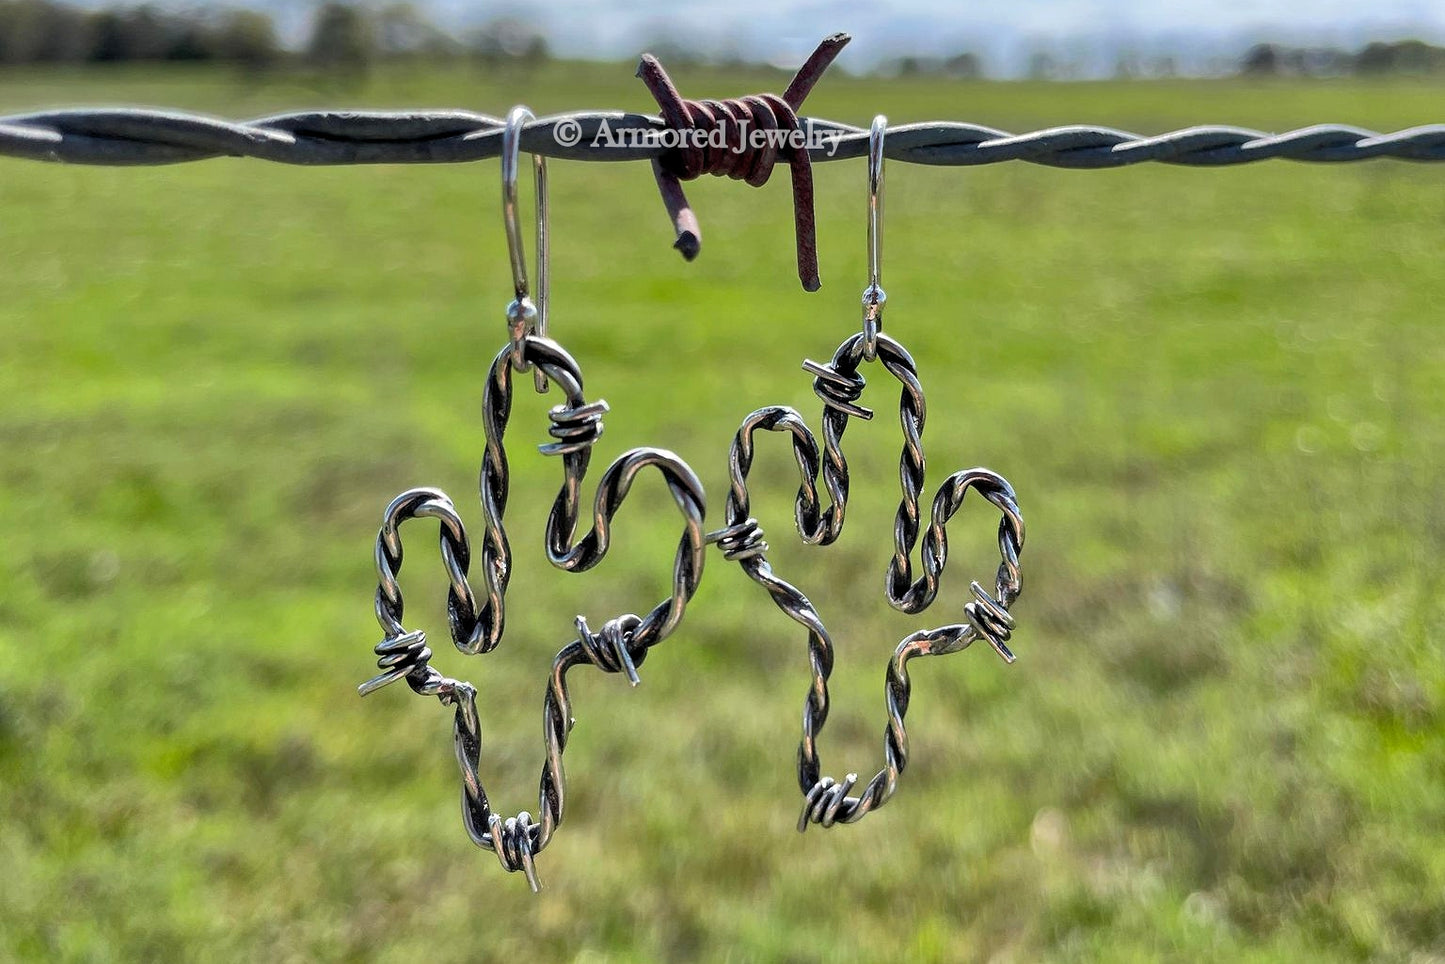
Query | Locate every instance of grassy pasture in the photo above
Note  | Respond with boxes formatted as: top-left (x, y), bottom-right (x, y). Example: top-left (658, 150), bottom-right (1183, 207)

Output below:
top-left (0, 64), bottom-right (1442, 962)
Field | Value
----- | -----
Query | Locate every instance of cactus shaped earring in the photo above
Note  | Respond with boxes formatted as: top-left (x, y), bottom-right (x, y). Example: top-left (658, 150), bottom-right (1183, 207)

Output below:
top-left (707, 115), bottom-right (1026, 830)
top-left (358, 107), bottom-right (707, 890)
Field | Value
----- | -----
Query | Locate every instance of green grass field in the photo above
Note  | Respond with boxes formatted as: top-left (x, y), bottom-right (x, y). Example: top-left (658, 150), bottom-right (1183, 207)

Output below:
top-left (1, 63), bottom-right (1443, 962)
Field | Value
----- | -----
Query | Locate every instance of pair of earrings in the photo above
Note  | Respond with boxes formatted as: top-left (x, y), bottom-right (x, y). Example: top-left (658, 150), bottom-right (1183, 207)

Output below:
top-left (359, 110), bottom-right (1026, 890)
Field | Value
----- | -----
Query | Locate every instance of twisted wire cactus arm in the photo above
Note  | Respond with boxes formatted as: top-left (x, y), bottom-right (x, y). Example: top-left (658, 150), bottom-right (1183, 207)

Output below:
top-left (711, 407), bottom-right (1025, 829)
top-left (718, 406), bottom-right (834, 550)
top-left (450, 443), bottom-right (707, 887)
top-left (804, 332), bottom-right (934, 603)
top-left (493, 334), bottom-right (710, 644)
top-left (362, 331), bottom-right (707, 891)
top-left (4, 108), bottom-right (1445, 167)
top-left (708, 325), bottom-right (1026, 830)
top-left (527, 444), bottom-right (709, 845)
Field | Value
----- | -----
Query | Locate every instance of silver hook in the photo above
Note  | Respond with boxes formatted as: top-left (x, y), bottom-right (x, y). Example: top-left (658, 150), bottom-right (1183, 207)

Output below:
top-left (861, 114), bottom-right (887, 363)
top-left (502, 105), bottom-right (550, 393)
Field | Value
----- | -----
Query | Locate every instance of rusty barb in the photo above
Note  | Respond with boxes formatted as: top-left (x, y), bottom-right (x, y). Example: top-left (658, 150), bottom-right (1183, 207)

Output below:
top-left (636, 32), bottom-right (851, 292)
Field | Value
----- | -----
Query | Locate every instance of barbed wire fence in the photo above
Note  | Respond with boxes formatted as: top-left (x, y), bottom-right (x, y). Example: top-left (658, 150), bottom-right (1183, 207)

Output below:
top-left (7, 107), bottom-right (1443, 292)
top-left (6, 108), bottom-right (1445, 167)
top-left (5, 29), bottom-right (1444, 293)
top-left (6, 27), bottom-right (1445, 290)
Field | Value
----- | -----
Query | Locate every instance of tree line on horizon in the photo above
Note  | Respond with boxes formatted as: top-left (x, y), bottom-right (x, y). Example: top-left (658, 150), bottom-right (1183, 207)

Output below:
top-left (0, 1), bottom-right (549, 70)
top-left (1, 0), bottom-right (1444, 79)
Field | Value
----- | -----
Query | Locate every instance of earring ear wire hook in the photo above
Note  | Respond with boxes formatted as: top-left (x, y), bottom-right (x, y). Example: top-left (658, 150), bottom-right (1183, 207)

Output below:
top-left (502, 104), bottom-right (550, 393)
top-left (862, 114), bottom-right (887, 363)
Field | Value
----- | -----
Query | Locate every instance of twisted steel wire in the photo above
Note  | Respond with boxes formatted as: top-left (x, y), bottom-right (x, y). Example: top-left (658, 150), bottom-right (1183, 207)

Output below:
top-left (813, 334), bottom-right (1025, 632)
top-left (361, 331), bottom-right (706, 891)
top-left (804, 332), bottom-right (928, 593)
top-left (4, 107), bottom-right (1444, 168)
top-left (707, 329), bottom-right (1024, 830)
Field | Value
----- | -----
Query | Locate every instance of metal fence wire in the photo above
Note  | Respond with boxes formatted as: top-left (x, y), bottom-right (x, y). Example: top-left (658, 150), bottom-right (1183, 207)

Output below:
top-left (5, 107), bottom-right (1445, 167)
top-left (5, 30), bottom-right (1444, 291)
top-left (7, 106), bottom-right (1442, 293)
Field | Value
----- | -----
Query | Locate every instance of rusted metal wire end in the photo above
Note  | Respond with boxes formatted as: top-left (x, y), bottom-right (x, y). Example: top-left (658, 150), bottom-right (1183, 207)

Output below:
top-left (636, 32), bottom-right (850, 292)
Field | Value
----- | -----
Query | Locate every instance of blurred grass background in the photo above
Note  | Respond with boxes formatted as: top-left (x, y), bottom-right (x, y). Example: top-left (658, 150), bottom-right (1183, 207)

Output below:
top-left (1, 64), bottom-right (1443, 962)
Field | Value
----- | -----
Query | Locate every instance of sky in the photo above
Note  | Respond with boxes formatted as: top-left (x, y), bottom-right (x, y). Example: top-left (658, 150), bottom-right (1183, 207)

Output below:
top-left (75, 0), bottom-right (1445, 76)
top-left (537, 0), bottom-right (1445, 75)
top-left (467, 0), bottom-right (1445, 60)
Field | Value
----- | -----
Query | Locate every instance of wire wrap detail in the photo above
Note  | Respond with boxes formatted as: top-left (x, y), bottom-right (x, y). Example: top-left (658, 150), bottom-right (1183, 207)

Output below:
top-left (635, 32), bottom-right (851, 290)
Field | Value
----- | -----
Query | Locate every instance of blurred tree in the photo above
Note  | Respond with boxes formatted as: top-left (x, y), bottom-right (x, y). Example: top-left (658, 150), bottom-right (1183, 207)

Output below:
top-left (215, 9), bottom-right (281, 69)
top-left (1026, 49), bottom-right (1058, 80)
top-left (88, 5), bottom-right (175, 62)
top-left (85, 9), bottom-right (126, 62)
top-left (0, 1), bottom-right (93, 63)
top-left (8, 0), bottom-right (1445, 79)
top-left (165, 20), bottom-right (217, 62)
top-left (1356, 39), bottom-right (1445, 75)
top-left (1232, 39), bottom-right (1445, 78)
top-left (0, 1), bottom-right (290, 66)
top-left (1241, 42), bottom-right (1280, 75)
top-left (943, 51), bottom-right (984, 79)
top-left (1356, 41), bottom-right (1394, 73)
top-left (375, 2), bottom-right (453, 59)
top-left (306, 2), bottom-right (374, 74)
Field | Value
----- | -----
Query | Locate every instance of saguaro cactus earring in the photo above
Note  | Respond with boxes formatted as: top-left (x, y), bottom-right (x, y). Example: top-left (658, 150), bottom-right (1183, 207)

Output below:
top-left (358, 106), bottom-right (707, 890)
top-left (708, 115), bottom-right (1027, 830)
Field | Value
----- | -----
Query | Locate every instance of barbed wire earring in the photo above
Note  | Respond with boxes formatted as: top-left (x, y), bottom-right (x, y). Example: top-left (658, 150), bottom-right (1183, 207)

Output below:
top-left (357, 106), bottom-right (708, 891)
top-left (707, 115), bottom-right (1027, 831)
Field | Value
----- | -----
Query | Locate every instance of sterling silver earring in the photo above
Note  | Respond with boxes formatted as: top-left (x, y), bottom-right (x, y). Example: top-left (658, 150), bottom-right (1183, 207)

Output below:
top-left (359, 106), bottom-right (707, 891)
top-left (707, 115), bottom-right (1026, 830)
